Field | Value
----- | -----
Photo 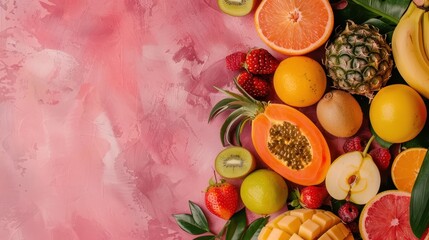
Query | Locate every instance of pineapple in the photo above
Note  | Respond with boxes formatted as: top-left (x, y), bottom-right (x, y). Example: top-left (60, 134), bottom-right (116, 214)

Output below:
top-left (324, 20), bottom-right (394, 98)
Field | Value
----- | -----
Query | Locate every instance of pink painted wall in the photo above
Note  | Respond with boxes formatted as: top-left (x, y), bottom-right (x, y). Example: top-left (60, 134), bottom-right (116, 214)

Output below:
top-left (0, 0), bottom-right (278, 239)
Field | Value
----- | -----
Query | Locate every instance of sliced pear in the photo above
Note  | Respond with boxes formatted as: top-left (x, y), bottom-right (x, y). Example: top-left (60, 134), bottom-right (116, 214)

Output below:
top-left (326, 151), bottom-right (380, 205)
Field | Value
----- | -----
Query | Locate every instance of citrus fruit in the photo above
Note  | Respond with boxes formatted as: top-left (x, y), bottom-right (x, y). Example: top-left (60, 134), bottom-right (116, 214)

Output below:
top-left (214, 146), bottom-right (255, 179)
top-left (359, 190), bottom-right (418, 240)
top-left (369, 84), bottom-right (427, 143)
top-left (254, 0), bottom-right (334, 55)
top-left (391, 148), bottom-right (427, 193)
top-left (240, 169), bottom-right (288, 215)
top-left (273, 56), bottom-right (327, 107)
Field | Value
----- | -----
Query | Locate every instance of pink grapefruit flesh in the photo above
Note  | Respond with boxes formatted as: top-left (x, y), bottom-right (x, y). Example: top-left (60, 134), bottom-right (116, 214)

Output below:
top-left (359, 190), bottom-right (418, 240)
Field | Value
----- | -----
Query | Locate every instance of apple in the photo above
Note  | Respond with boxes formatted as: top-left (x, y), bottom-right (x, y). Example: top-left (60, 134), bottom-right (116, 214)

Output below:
top-left (325, 151), bottom-right (381, 205)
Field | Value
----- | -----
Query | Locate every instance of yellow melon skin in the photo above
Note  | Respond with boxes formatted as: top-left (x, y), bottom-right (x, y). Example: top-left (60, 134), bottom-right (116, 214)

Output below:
top-left (258, 209), bottom-right (354, 240)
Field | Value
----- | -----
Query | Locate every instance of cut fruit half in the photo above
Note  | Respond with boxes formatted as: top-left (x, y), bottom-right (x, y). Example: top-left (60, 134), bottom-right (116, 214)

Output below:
top-left (391, 148), bottom-right (427, 193)
top-left (359, 190), bottom-right (418, 240)
top-left (217, 0), bottom-right (257, 16)
top-left (214, 146), bottom-right (255, 179)
top-left (254, 0), bottom-right (334, 55)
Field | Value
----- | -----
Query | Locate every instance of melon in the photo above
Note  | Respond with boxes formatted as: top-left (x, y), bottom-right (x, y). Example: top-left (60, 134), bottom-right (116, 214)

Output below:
top-left (359, 190), bottom-right (418, 240)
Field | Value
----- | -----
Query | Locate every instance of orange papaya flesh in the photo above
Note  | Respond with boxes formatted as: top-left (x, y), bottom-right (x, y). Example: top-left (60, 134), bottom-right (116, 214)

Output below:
top-left (251, 103), bottom-right (331, 186)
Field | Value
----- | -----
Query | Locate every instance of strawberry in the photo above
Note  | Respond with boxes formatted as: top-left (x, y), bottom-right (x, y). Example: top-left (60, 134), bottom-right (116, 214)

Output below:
top-left (369, 147), bottom-right (391, 171)
top-left (290, 186), bottom-right (329, 209)
top-left (343, 136), bottom-right (367, 153)
top-left (236, 71), bottom-right (270, 99)
top-left (225, 51), bottom-right (246, 71)
top-left (244, 48), bottom-right (279, 74)
top-left (205, 178), bottom-right (238, 220)
top-left (338, 202), bottom-right (359, 223)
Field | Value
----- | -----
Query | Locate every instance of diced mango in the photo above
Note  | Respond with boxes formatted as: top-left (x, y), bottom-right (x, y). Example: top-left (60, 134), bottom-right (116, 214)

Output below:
top-left (324, 211), bottom-right (341, 225)
top-left (290, 209), bottom-right (314, 222)
top-left (312, 212), bottom-right (334, 232)
top-left (289, 233), bottom-right (305, 240)
top-left (298, 219), bottom-right (321, 240)
top-left (267, 228), bottom-right (292, 240)
top-left (326, 224), bottom-right (346, 240)
top-left (258, 227), bottom-right (272, 240)
top-left (318, 232), bottom-right (333, 240)
top-left (336, 222), bottom-right (351, 237)
top-left (277, 215), bottom-right (301, 234)
top-left (344, 233), bottom-right (355, 240)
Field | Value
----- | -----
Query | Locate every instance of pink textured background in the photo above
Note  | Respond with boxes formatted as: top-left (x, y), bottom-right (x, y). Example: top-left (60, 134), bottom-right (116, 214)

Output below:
top-left (0, 0), bottom-right (277, 239)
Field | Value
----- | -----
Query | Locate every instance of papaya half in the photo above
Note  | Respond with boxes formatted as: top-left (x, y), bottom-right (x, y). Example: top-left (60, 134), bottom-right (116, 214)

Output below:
top-left (209, 81), bottom-right (331, 186)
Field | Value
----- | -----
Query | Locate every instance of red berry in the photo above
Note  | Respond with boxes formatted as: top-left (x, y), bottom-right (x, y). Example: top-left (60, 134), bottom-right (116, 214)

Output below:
top-left (346, 221), bottom-right (359, 234)
top-left (205, 179), bottom-right (239, 220)
top-left (343, 136), bottom-right (366, 153)
top-left (338, 202), bottom-right (359, 223)
top-left (225, 51), bottom-right (246, 71)
top-left (236, 71), bottom-right (270, 99)
top-left (244, 48), bottom-right (279, 74)
top-left (299, 186), bottom-right (329, 209)
top-left (369, 147), bottom-right (391, 171)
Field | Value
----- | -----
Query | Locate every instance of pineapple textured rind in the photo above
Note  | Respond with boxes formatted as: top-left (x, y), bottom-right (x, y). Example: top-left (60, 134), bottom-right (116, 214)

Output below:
top-left (324, 20), bottom-right (394, 98)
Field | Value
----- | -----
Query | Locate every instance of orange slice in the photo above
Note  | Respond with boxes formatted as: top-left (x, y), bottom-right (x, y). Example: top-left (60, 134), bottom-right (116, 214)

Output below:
top-left (254, 0), bottom-right (334, 56)
top-left (391, 148), bottom-right (427, 193)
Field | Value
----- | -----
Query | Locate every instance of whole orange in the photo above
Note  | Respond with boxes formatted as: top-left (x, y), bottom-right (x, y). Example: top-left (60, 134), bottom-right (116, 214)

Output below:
top-left (273, 56), bottom-right (327, 107)
top-left (369, 84), bottom-right (427, 143)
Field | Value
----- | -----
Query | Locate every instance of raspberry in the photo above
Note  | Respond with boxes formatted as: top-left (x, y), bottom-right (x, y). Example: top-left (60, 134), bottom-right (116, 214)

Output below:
top-left (225, 52), bottom-right (246, 71)
top-left (338, 202), bottom-right (359, 223)
top-left (369, 147), bottom-right (391, 171)
top-left (343, 136), bottom-right (367, 153)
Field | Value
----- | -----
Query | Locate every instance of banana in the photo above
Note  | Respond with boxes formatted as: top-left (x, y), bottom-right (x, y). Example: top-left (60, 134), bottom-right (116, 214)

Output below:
top-left (391, 2), bottom-right (429, 99)
top-left (423, 11), bottom-right (429, 60)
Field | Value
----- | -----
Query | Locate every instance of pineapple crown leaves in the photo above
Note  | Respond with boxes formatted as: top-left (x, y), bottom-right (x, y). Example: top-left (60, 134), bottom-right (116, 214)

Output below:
top-left (208, 78), bottom-right (267, 146)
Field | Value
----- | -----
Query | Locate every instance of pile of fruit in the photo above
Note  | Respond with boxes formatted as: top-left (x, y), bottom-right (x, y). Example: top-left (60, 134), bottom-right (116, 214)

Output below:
top-left (174, 0), bottom-right (429, 239)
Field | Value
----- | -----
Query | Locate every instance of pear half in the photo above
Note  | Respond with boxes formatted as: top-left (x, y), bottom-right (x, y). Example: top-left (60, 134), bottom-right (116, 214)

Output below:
top-left (325, 151), bottom-right (380, 205)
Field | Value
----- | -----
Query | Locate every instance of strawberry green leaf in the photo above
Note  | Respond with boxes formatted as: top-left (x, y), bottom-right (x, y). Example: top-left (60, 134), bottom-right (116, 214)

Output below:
top-left (410, 148), bottom-right (429, 238)
top-left (193, 235), bottom-right (216, 240)
top-left (189, 201), bottom-right (210, 232)
top-left (173, 213), bottom-right (209, 235)
top-left (226, 208), bottom-right (247, 240)
top-left (241, 216), bottom-right (269, 240)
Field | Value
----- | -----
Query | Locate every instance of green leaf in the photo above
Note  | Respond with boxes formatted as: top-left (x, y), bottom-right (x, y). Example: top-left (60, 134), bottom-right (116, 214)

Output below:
top-left (410, 148), bottom-right (429, 238)
top-left (241, 217), bottom-right (269, 240)
top-left (220, 108), bottom-right (247, 146)
top-left (189, 201), bottom-right (210, 232)
top-left (226, 208), bottom-right (247, 240)
top-left (234, 118), bottom-right (250, 147)
top-left (193, 235), bottom-right (216, 240)
top-left (348, 0), bottom-right (410, 24)
top-left (208, 98), bottom-right (239, 122)
top-left (173, 213), bottom-right (210, 235)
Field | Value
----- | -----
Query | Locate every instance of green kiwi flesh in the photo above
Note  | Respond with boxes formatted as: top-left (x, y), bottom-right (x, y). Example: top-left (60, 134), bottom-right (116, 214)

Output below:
top-left (215, 146), bottom-right (255, 179)
top-left (217, 0), bottom-right (255, 17)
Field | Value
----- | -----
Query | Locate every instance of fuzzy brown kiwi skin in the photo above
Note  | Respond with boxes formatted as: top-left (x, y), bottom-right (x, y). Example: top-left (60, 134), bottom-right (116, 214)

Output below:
top-left (217, 0), bottom-right (256, 17)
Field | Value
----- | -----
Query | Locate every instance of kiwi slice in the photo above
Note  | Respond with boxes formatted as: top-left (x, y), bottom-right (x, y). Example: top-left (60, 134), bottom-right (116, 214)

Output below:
top-left (217, 0), bottom-right (255, 17)
top-left (215, 146), bottom-right (256, 179)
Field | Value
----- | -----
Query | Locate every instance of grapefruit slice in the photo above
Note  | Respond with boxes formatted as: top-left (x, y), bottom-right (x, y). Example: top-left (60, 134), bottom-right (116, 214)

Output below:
top-left (391, 148), bottom-right (427, 193)
top-left (359, 190), bottom-right (418, 240)
top-left (254, 0), bottom-right (334, 55)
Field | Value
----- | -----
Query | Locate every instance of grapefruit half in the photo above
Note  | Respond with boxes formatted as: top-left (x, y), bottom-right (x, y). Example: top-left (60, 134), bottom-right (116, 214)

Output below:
top-left (359, 190), bottom-right (418, 240)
